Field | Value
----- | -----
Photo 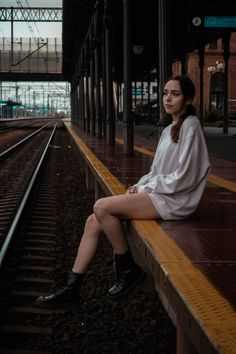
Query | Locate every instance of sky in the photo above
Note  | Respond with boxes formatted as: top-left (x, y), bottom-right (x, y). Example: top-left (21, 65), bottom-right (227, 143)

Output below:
top-left (0, 0), bottom-right (62, 39)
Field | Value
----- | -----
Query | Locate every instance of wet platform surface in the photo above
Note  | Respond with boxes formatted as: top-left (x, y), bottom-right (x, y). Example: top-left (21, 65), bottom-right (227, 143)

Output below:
top-left (67, 121), bottom-right (236, 310)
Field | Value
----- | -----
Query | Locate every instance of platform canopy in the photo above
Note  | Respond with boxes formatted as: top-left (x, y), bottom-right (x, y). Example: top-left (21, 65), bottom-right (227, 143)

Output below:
top-left (62, 0), bottom-right (236, 82)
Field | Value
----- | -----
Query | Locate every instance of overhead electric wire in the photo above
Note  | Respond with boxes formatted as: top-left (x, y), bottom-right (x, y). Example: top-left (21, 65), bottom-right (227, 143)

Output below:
top-left (24, 0), bottom-right (44, 41)
top-left (15, 0), bottom-right (44, 43)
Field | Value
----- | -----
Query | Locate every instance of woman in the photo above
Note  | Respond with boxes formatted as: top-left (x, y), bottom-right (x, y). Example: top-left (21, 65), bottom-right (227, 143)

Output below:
top-left (36, 75), bottom-right (210, 309)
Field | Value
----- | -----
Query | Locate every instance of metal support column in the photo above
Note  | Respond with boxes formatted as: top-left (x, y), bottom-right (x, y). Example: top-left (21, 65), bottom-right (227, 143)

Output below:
top-left (70, 87), bottom-right (75, 123)
top-left (78, 77), bottom-right (84, 128)
top-left (85, 66), bottom-right (90, 133)
top-left (90, 50), bottom-right (96, 135)
top-left (222, 32), bottom-right (231, 134)
top-left (11, 7), bottom-right (14, 67)
top-left (198, 45), bottom-right (205, 125)
top-left (158, 0), bottom-right (172, 128)
top-left (94, 2), bottom-right (102, 138)
top-left (101, 16), bottom-right (107, 138)
top-left (75, 85), bottom-right (79, 125)
top-left (82, 75), bottom-right (86, 130)
top-left (104, 0), bottom-right (115, 145)
top-left (123, 0), bottom-right (133, 155)
top-left (94, 46), bottom-right (102, 137)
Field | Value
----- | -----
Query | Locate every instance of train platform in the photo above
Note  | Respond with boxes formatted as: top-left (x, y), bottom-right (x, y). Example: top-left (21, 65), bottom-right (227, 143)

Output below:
top-left (64, 118), bottom-right (236, 354)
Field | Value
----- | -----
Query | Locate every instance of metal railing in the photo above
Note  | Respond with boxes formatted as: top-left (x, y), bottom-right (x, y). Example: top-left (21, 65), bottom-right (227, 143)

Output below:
top-left (0, 37), bottom-right (62, 73)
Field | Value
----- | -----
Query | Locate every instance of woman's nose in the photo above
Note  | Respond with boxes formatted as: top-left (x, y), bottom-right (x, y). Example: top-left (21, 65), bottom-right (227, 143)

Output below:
top-left (165, 93), bottom-right (171, 101)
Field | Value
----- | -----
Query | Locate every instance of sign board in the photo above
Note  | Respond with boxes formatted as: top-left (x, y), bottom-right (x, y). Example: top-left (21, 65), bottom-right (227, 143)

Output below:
top-left (205, 16), bottom-right (236, 29)
top-left (189, 16), bottom-right (236, 31)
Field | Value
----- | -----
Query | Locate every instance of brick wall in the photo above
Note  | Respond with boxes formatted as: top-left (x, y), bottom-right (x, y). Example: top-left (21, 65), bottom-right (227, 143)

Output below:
top-left (172, 33), bottom-right (236, 117)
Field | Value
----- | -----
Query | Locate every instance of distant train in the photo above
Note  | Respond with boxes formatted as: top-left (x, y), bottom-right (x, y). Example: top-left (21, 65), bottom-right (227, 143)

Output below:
top-left (0, 100), bottom-right (22, 118)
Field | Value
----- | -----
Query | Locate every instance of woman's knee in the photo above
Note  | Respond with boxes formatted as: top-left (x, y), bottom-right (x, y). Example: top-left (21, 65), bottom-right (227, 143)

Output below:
top-left (93, 197), bottom-right (109, 222)
top-left (85, 213), bottom-right (100, 230)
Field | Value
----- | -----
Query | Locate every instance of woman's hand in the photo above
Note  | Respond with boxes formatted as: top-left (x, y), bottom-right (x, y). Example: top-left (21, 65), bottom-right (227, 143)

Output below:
top-left (127, 185), bottom-right (138, 194)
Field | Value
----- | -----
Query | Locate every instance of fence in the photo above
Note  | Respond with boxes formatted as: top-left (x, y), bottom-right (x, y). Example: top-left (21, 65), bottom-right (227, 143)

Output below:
top-left (0, 37), bottom-right (62, 73)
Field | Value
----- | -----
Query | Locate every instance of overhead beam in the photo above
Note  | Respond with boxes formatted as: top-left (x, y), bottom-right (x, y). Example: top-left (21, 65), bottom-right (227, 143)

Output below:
top-left (0, 72), bottom-right (65, 81)
top-left (0, 7), bottom-right (62, 22)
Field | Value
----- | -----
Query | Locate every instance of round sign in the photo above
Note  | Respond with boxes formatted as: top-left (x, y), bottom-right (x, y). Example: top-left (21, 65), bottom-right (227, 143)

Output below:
top-left (192, 17), bottom-right (202, 27)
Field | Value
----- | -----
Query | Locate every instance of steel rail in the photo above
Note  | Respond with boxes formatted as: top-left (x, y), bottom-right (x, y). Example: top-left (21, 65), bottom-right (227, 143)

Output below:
top-left (0, 123), bottom-right (57, 268)
top-left (0, 118), bottom-right (48, 133)
top-left (0, 121), bottom-right (52, 160)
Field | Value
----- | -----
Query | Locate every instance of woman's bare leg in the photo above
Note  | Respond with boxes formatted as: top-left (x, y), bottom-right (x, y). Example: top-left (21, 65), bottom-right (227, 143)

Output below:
top-left (94, 192), bottom-right (160, 254)
top-left (72, 192), bottom-right (159, 272)
top-left (35, 213), bottom-right (103, 308)
top-left (72, 213), bottom-right (103, 274)
top-left (35, 193), bottom-right (159, 306)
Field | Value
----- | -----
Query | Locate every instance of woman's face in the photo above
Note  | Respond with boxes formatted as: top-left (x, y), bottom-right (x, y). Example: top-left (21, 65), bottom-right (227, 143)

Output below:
top-left (163, 80), bottom-right (186, 121)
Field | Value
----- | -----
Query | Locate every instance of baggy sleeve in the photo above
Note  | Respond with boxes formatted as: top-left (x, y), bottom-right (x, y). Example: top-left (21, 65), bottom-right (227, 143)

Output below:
top-left (137, 132), bottom-right (210, 195)
top-left (134, 129), bottom-right (166, 188)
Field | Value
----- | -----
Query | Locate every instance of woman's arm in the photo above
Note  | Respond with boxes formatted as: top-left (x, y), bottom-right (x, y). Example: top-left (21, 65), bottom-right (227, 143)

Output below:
top-left (137, 134), bottom-right (210, 195)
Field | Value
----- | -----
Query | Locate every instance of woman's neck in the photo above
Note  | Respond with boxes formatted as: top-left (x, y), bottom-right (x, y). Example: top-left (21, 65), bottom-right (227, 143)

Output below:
top-left (172, 116), bottom-right (179, 123)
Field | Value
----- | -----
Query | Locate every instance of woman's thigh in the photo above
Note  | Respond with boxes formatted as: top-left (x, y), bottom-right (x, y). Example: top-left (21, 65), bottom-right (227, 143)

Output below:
top-left (96, 193), bottom-right (160, 220)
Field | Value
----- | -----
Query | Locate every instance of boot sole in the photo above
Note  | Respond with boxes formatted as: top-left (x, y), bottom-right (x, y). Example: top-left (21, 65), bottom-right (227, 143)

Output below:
top-left (107, 270), bottom-right (146, 299)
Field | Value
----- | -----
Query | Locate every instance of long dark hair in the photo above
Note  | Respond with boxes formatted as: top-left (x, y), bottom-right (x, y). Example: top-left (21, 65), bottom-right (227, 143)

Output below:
top-left (164, 75), bottom-right (196, 143)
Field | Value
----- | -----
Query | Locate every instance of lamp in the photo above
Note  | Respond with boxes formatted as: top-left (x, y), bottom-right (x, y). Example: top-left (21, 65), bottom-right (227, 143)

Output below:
top-left (133, 45), bottom-right (144, 55)
top-left (216, 62), bottom-right (225, 71)
top-left (207, 65), bottom-right (216, 73)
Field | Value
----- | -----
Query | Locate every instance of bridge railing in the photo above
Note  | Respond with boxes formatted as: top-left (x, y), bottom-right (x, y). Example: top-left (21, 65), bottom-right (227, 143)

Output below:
top-left (0, 37), bottom-right (62, 73)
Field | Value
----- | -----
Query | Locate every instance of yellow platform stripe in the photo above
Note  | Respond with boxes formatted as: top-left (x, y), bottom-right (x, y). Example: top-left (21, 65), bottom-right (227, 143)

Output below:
top-left (208, 174), bottom-right (236, 193)
top-left (132, 219), bottom-right (236, 354)
top-left (116, 138), bottom-right (155, 157)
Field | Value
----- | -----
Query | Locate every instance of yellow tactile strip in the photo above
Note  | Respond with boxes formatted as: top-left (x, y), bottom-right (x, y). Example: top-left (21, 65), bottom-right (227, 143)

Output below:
top-left (208, 174), bottom-right (236, 193)
top-left (65, 122), bottom-right (236, 354)
top-left (132, 220), bottom-right (236, 354)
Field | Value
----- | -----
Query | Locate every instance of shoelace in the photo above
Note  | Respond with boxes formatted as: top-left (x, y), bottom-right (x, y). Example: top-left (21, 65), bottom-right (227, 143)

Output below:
top-left (53, 286), bottom-right (69, 296)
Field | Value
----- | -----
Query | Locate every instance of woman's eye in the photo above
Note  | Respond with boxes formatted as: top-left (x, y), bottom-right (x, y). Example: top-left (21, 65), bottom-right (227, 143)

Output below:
top-left (162, 91), bottom-right (181, 97)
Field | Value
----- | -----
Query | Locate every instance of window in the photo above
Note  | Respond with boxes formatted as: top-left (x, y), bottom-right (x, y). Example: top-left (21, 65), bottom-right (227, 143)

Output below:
top-left (209, 39), bottom-right (218, 49)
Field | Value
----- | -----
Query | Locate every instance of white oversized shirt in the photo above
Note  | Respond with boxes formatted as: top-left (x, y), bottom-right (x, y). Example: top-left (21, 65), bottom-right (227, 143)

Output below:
top-left (135, 116), bottom-right (210, 220)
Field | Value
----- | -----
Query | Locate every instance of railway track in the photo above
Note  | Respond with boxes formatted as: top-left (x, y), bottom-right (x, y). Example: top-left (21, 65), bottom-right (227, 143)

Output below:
top-left (0, 122), bottom-right (61, 353)
top-left (0, 118), bottom-right (54, 133)
top-left (0, 121), bottom-right (56, 251)
top-left (0, 118), bottom-right (57, 154)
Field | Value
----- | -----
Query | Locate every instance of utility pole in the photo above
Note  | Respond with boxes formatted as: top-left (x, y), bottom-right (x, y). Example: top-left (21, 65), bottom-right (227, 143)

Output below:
top-left (11, 7), bottom-right (14, 66)
top-left (33, 90), bottom-right (36, 117)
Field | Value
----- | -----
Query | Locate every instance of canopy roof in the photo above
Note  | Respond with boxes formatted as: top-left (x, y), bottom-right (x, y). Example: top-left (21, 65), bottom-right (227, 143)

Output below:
top-left (62, 0), bottom-right (236, 81)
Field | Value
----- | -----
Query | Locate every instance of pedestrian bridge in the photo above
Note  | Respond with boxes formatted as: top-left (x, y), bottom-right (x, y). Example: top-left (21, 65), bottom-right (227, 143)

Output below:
top-left (0, 36), bottom-right (63, 81)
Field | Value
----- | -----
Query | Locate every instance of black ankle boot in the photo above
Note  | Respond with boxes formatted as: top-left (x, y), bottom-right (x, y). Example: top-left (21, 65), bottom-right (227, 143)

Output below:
top-left (35, 271), bottom-right (83, 310)
top-left (107, 251), bottom-right (146, 298)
